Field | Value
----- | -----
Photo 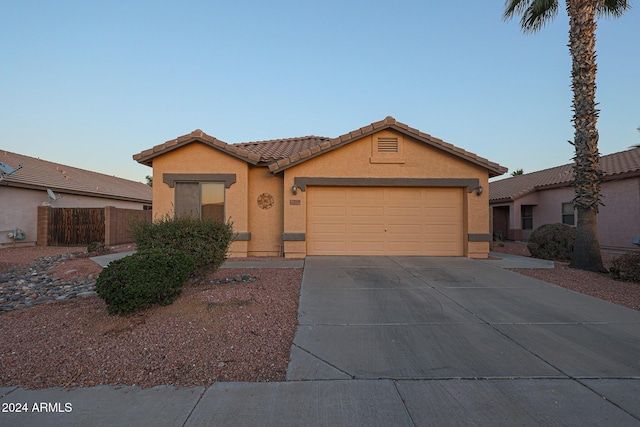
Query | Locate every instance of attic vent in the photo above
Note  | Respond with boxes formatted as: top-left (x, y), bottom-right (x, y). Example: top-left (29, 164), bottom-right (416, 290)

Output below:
top-left (377, 137), bottom-right (398, 153)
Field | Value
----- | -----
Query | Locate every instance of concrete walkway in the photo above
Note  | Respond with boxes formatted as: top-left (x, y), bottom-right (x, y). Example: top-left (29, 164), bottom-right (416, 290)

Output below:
top-left (2, 255), bottom-right (639, 426)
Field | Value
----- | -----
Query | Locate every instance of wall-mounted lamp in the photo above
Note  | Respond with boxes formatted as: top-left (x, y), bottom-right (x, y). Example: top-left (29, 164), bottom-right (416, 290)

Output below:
top-left (473, 185), bottom-right (484, 196)
top-left (292, 184), bottom-right (298, 195)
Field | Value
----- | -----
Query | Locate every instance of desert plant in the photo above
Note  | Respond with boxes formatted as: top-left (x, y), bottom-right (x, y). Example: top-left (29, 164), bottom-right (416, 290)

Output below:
top-left (527, 223), bottom-right (576, 261)
top-left (610, 252), bottom-right (640, 283)
top-left (128, 213), bottom-right (234, 270)
top-left (87, 241), bottom-right (108, 255)
top-left (95, 248), bottom-right (194, 315)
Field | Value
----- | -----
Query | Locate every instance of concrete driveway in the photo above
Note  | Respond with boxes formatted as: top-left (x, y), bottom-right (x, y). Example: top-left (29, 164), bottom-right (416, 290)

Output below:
top-left (286, 256), bottom-right (640, 424)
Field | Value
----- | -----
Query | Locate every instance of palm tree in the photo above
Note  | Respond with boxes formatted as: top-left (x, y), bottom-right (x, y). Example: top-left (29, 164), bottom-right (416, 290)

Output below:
top-left (503, 0), bottom-right (630, 272)
top-left (511, 168), bottom-right (524, 176)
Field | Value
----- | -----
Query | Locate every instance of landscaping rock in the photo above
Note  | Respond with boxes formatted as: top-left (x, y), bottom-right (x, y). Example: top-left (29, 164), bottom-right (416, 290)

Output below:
top-left (0, 253), bottom-right (96, 313)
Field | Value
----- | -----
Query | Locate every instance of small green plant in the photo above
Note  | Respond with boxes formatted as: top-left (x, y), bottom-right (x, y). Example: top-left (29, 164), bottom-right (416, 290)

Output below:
top-left (87, 241), bottom-right (108, 255)
top-left (610, 252), bottom-right (640, 283)
top-left (527, 223), bottom-right (576, 261)
top-left (128, 213), bottom-right (234, 270)
top-left (95, 248), bottom-right (194, 315)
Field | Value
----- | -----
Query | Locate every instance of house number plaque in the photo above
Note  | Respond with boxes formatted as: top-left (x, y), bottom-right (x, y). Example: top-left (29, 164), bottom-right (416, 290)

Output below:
top-left (257, 193), bottom-right (274, 210)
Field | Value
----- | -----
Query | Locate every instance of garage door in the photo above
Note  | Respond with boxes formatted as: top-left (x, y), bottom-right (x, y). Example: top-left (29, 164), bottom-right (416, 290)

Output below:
top-left (307, 187), bottom-right (464, 256)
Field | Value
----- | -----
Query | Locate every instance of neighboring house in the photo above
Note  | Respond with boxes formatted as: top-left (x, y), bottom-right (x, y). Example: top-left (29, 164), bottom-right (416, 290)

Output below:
top-left (489, 148), bottom-right (640, 251)
top-left (0, 150), bottom-right (152, 247)
top-left (134, 116), bottom-right (507, 259)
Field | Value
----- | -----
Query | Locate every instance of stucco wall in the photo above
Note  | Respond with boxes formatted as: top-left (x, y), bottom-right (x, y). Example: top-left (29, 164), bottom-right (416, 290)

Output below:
top-left (282, 130), bottom-right (491, 258)
top-left (247, 167), bottom-right (284, 256)
top-left (151, 142), bottom-right (250, 256)
top-left (0, 186), bottom-right (147, 247)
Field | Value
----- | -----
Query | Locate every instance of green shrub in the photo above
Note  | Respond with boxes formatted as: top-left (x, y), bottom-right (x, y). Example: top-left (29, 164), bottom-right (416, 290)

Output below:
top-left (610, 252), bottom-right (640, 283)
top-left (96, 248), bottom-right (195, 315)
top-left (527, 223), bottom-right (576, 261)
top-left (129, 213), bottom-right (234, 269)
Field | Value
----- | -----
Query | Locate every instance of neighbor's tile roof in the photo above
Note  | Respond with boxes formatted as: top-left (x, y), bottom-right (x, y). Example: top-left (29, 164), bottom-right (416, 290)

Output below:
top-left (489, 148), bottom-right (640, 202)
top-left (133, 117), bottom-right (508, 177)
top-left (0, 150), bottom-right (152, 203)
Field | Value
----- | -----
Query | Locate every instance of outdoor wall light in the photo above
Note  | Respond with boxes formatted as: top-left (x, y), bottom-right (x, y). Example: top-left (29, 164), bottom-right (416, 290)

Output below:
top-left (292, 184), bottom-right (298, 195)
top-left (473, 185), bottom-right (484, 196)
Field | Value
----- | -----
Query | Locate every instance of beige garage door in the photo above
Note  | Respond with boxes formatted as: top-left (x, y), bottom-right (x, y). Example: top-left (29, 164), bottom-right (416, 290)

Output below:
top-left (307, 187), bottom-right (464, 256)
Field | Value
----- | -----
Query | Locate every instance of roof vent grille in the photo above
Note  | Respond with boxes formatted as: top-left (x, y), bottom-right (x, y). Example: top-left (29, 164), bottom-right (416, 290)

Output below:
top-left (377, 137), bottom-right (398, 153)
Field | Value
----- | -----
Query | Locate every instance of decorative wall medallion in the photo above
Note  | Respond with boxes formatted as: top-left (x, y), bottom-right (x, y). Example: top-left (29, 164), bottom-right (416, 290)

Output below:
top-left (257, 192), bottom-right (274, 210)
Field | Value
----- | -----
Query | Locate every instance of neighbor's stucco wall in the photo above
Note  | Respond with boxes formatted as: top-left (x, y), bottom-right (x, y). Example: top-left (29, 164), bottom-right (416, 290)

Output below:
top-left (0, 185), bottom-right (147, 247)
top-left (282, 129), bottom-right (492, 258)
top-left (151, 143), bottom-right (250, 256)
top-left (493, 177), bottom-right (640, 251)
top-left (596, 178), bottom-right (640, 250)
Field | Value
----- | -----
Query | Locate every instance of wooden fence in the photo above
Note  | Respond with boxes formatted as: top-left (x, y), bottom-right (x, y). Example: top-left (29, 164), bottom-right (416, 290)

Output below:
top-left (37, 206), bottom-right (152, 246)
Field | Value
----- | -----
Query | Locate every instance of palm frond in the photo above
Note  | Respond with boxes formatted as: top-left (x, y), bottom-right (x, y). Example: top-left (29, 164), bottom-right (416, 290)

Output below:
top-left (597, 0), bottom-right (632, 18)
top-left (503, 0), bottom-right (559, 33)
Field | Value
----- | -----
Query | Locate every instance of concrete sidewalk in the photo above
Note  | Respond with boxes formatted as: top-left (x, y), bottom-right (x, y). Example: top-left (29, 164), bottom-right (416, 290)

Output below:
top-left (2, 255), bottom-right (639, 426)
top-left (90, 252), bottom-right (304, 269)
top-left (484, 251), bottom-right (555, 269)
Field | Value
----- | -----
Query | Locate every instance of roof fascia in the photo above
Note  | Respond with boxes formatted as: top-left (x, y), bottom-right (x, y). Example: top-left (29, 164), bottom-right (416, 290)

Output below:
top-left (0, 180), bottom-right (152, 203)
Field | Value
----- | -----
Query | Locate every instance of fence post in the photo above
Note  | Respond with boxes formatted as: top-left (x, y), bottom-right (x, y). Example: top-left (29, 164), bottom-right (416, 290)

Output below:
top-left (105, 206), bottom-right (115, 246)
top-left (36, 206), bottom-right (50, 246)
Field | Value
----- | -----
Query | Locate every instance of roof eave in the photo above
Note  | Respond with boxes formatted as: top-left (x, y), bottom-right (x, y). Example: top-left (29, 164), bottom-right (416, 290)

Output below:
top-left (269, 119), bottom-right (508, 176)
top-left (133, 135), bottom-right (262, 167)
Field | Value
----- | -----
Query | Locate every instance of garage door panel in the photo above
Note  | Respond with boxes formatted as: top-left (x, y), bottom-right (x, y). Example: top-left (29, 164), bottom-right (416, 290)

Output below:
top-left (350, 241), bottom-right (385, 254)
top-left (308, 187), bottom-right (463, 256)
top-left (350, 206), bottom-right (384, 216)
top-left (386, 224), bottom-right (421, 234)
top-left (387, 241), bottom-right (422, 253)
top-left (313, 224), bottom-right (347, 234)
top-left (351, 224), bottom-right (384, 234)
top-left (387, 206), bottom-right (422, 217)
top-left (312, 206), bottom-right (347, 217)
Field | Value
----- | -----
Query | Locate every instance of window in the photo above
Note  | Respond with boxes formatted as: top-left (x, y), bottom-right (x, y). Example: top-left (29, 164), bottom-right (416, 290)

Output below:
top-left (175, 181), bottom-right (225, 222)
top-left (201, 182), bottom-right (225, 222)
top-left (562, 202), bottom-right (575, 226)
top-left (521, 205), bottom-right (533, 230)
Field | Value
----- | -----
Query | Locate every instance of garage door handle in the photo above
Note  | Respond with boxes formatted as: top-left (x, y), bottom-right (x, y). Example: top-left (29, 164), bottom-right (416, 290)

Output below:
top-left (385, 228), bottom-right (387, 232)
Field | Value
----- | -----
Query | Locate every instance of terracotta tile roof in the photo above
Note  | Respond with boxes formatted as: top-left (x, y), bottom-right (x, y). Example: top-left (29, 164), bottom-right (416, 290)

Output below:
top-left (237, 136), bottom-right (331, 163)
top-left (133, 129), bottom-right (263, 167)
top-left (0, 150), bottom-right (152, 203)
top-left (267, 116), bottom-right (508, 177)
top-left (133, 117), bottom-right (507, 177)
top-left (489, 148), bottom-right (640, 202)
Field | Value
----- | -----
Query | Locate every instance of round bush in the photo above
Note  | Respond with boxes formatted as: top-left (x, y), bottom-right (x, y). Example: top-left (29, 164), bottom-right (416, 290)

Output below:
top-left (610, 252), bottom-right (640, 283)
top-left (129, 214), bottom-right (234, 270)
top-left (96, 248), bottom-right (195, 315)
top-left (527, 223), bottom-right (576, 261)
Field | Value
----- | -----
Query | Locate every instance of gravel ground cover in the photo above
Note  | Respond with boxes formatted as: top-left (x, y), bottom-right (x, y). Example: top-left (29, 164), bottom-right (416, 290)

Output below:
top-left (0, 245), bottom-right (302, 389)
top-left (0, 242), bottom-right (638, 390)
top-left (492, 241), bottom-right (640, 311)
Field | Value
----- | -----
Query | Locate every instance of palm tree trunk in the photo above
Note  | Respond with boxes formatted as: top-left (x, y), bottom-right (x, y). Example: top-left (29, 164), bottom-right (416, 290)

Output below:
top-left (566, 0), bottom-right (605, 272)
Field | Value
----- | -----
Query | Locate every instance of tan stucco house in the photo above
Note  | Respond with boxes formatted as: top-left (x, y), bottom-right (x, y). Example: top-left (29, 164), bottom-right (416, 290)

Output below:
top-left (489, 147), bottom-right (640, 251)
top-left (134, 117), bottom-right (507, 258)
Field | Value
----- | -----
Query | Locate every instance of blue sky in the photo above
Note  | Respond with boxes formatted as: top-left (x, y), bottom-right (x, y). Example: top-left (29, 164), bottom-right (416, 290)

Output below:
top-left (1, 1), bottom-right (638, 183)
